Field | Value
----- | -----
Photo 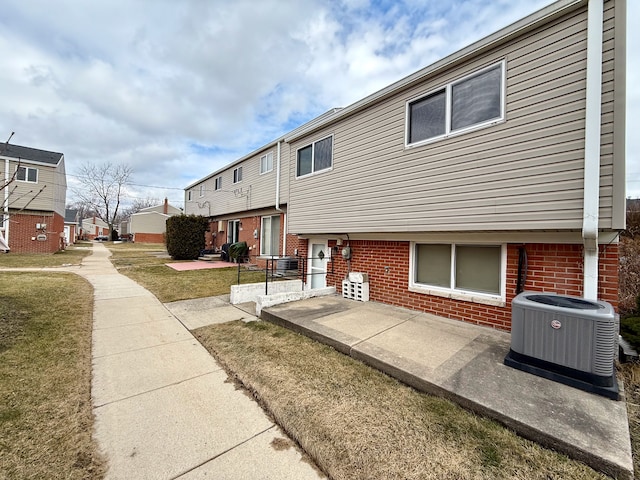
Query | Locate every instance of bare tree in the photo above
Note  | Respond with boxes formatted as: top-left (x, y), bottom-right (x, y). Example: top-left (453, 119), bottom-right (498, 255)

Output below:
top-left (120, 197), bottom-right (161, 219)
top-left (73, 162), bottom-right (132, 236)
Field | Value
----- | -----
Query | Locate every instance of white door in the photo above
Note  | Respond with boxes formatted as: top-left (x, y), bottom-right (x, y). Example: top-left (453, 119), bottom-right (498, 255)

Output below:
top-left (63, 226), bottom-right (70, 245)
top-left (308, 239), bottom-right (328, 289)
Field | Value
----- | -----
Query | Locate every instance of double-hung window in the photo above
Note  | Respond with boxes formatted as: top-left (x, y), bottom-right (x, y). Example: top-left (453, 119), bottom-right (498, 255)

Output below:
top-left (233, 166), bottom-right (242, 183)
top-left (187, 190), bottom-right (193, 201)
top-left (406, 62), bottom-right (504, 147)
top-left (199, 184), bottom-right (205, 197)
top-left (410, 243), bottom-right (504, 301)
top-left (16, 166), bottom-right (38, 183)
top-left (296, 135), bottom-right (333, 177)
top-left (260, 152), bottom-right (273, 174)
top-left (260, 215), bottom-right (281, 256)
top-left (214, 176), bottom-right (222, 191)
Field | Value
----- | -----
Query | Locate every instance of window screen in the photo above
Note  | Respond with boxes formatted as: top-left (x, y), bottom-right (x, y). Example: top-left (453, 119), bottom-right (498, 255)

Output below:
top-left (409, 90), bottom-right (446, 144)
top-left (415, 244), bottom-right (451, 288)
top-left (455, 245), bottom-right (501, 294)
top-left (451, 65), bottom-right (502, 131)
top-left (314, 137), bottom-right (333, 171)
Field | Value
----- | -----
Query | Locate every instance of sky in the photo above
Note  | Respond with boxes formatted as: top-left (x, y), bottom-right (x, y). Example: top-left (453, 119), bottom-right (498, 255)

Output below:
top-left (0, 0), bottom-right (638, 211)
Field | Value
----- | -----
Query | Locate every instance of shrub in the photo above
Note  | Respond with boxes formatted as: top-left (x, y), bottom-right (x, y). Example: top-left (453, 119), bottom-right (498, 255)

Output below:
top-left (620, 316), bottom-right (640, 352)
top-left (619, 236), bottom-right (640, 316)
top-left (165, 215), bottom-right (209, 260)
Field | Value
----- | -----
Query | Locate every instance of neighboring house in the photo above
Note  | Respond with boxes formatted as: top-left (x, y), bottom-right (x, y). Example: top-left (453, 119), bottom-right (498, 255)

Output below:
top-left (185, 109), bottom-right (340, 265)
top-left (64, 208), bottom-right (80, 246)
top-left (186, 0), bottom-right (626, 331)
top-left (125, 198), bottom-right (182, 243)
top-left (81, 216), bottom-right (109, 240)
top-left (0, 143), bottom-right (67, 253)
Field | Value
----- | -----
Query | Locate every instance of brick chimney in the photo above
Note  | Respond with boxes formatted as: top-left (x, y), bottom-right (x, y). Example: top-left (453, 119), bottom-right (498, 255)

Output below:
top-left (163, 198), bottom-right (168, 214)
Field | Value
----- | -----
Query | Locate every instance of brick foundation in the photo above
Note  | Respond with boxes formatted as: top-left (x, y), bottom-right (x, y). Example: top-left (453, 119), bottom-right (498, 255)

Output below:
top-left (6, 211), bottom-right (66, 253)
top-left (134, 232), bottom-right (165, 244)
top-left (313, 239), bottom-right (619, 331)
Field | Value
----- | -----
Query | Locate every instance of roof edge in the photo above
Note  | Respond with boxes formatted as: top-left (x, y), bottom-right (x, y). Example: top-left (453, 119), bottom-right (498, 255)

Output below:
top-left (284, 0), bottom-right (585, 142)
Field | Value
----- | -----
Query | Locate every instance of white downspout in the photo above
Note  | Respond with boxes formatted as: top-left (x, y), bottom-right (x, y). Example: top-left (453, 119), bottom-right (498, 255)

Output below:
top-left (582, 0), bottom-right (604, 300)
top-left (2, 157), bottom-right (9, 249)
top-left (275, 141), bottom-right (281, 211)
top-left (275, 140), bottom-right (288, 256)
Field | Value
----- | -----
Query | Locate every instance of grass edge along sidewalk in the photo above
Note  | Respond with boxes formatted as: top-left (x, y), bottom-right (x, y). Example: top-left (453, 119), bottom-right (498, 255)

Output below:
top-left (0, 271), bottom-right (106, 479)
top-left (194, 320), bottom-right (611, 480)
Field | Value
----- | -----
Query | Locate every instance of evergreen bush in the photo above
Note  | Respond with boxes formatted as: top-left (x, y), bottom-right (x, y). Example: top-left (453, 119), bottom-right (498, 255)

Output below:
top-left (165, 215), bottom-right (209, 260)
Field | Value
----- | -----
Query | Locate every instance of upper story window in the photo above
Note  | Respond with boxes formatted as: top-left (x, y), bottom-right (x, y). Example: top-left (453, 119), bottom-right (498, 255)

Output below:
top-left (16, 166), bottom-right (38, 183)
top-left (406, 61), bottom-right (504, 147)
top-left (215, 176), bottom-right (222, 190)
top-left (260, 152), bottom-right (273, 174)
top-left (296, 135), bottom-right (333, 177)
top-left (233, 166), bottom-right (243, 183)
top-left (199, 184), bottom-right (205, 197)
top-left (187, 190), bottom-right (193, 201)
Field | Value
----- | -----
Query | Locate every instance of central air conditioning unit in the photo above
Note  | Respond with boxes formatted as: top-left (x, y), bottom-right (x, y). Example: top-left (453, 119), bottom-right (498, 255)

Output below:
top-left (504, 292), bottom-right (619, 399)
top-left (276, 257), bottom-right (298, 273)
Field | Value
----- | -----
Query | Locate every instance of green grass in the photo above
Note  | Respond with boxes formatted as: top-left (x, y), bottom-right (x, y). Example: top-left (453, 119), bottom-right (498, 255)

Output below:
top-left (0, 243), bottom-right (91, 268)
top-left (0, 272), bottom-right (105, 479)
top-left (106, 243), bottom-right (267, 302)
top-left (195, 320), bottom-right (608, 480)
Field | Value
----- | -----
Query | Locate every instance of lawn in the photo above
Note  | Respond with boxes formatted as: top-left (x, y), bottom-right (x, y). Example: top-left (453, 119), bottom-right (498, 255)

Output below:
top-left (106, 242), bottom-right (267, 302)
top-left (0, 272), bottom-right (105, 479)
top-left (194, 320), bottom-right (610, 480)
top-left (0, 243), bottom-right (91, 268)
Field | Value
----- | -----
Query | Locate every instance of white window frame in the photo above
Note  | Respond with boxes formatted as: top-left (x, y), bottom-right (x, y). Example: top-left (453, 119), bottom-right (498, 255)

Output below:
top-left (260, 152), bottom-right (273, 174)
top-left (233, 166), bottom-right (243, 184)
top-left (408, 242), bottom-right (506, 306)
top-left (405, 60), bottom-right (505, 148)
top-left (187, 190), bottom-right (193, 201)
top-left (295, 134), bottom-right (334, 178)
top-left (227, 219), bottom-right (240, 244)
top-left (16, 166), bottom-right (38, 183)
top-left (199, 184), bottom-right (205, 197)
top-left (214, 176), bottom-right (222, 191)
top-left (260, 215), bottom-right (281, 256)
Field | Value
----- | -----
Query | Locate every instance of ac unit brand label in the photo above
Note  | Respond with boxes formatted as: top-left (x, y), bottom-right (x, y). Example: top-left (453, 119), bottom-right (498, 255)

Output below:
top-left (550, 320), bottom-right (562, 330)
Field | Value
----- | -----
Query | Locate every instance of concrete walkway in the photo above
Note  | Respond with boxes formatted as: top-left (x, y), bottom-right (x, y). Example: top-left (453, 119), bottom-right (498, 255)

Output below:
top-left (261, 295), bottom-right (634, 480)
top-left (72, 244), bottom-right (324, 480)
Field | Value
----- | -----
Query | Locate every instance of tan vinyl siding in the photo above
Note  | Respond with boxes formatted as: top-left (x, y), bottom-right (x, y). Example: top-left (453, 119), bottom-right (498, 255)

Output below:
top-left (287, 1), bottom-right (620, 234)
top-left (130, 212), bottom-right (169, 234)
top-left (185, 143), bottom-right (289, 218)
top-left (3, 160), bottom-right (64, 215)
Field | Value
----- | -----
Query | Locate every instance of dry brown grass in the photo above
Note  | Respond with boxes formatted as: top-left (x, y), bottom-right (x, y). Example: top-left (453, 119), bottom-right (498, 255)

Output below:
top-left (194, 320), bottom-right (607, 480)
top-left (0, 272), bottom-right (105, 480)
top-left (106, 243), bottom-right (269, 302)
top-left (619, 362), bottom-right (640, 476)
top-left (0, 243), bottom-right (91, 268)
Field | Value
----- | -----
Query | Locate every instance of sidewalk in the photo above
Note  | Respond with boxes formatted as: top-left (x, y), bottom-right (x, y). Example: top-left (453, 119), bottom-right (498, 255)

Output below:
top-left (261, 295), bottom-right (634, 480)
top-left (74, 243), bottom-right (324, 480)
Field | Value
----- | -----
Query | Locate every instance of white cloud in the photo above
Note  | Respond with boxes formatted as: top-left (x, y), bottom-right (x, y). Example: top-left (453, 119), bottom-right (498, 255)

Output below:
top-left (0, 0), bottom-right (637, 208)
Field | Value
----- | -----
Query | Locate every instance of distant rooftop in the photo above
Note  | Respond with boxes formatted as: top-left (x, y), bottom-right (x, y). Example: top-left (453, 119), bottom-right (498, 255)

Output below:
top-left (0, 143), bottom-right (64, 165)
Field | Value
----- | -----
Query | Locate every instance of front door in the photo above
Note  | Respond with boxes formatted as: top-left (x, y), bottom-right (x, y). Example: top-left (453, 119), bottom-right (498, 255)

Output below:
top-left (308, 239), bottom-right (328, 289)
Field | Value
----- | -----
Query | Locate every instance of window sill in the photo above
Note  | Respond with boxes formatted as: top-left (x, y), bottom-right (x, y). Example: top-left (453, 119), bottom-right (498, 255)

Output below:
top-left (408, 285), bottom-right (505, 307)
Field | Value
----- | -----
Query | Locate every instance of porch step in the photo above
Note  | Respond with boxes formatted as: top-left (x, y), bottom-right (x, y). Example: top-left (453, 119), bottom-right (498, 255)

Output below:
top-left (199, 254), bottom-right (221, 262)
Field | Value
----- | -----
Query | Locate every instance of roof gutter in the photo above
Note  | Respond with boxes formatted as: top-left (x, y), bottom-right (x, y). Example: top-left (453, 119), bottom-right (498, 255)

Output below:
top-left (582, 0), bottom-right (604, 300)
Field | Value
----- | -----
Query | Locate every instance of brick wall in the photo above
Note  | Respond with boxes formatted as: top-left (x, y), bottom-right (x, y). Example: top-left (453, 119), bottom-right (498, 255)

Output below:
top-left (322, 239), bottom-right (619, 331)
top-left (134, 232), bottom-right (165, 244)
top-left (7, 211), bottom-right (65, 253)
